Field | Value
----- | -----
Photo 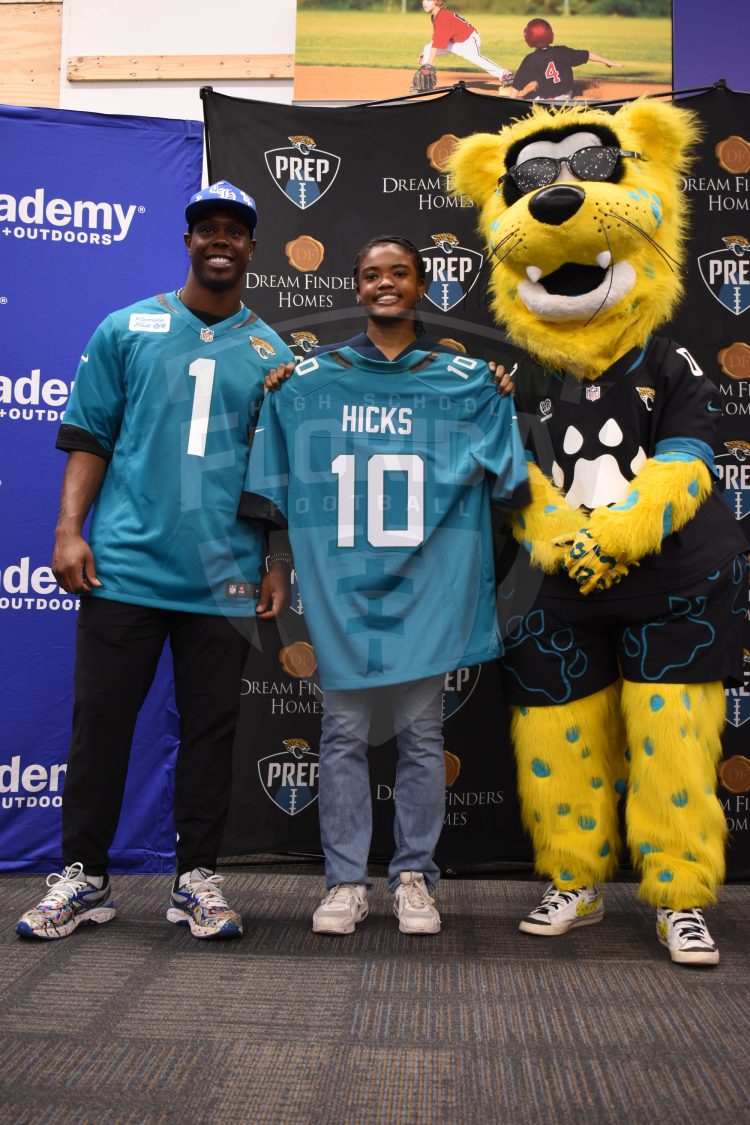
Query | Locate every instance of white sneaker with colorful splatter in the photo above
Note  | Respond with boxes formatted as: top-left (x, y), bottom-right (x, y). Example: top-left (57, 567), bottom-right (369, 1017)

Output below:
top-left (166, 868), bottom-right (242, 939)
top-left (519, 883), bottom-right (604, 935)
top-left (16, 863), bottom-right (115, 940)
top-left (656, 907), bottom-right (719, 965)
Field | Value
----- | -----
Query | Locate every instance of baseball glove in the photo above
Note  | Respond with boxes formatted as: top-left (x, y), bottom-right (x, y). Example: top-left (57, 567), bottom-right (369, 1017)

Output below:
top-left (410, 64), bottom-right (437, 94)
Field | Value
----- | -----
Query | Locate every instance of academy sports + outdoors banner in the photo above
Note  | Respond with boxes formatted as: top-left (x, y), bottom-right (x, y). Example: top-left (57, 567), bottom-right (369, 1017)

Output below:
top-left (0, 104), bottom-right (203, 872)
top-left (204, 84), bottom-right (750, 878)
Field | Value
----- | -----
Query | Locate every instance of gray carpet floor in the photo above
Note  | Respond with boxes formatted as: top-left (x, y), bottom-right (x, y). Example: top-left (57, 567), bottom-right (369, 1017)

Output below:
top-left (1, 870), bottom-right (748, 1124)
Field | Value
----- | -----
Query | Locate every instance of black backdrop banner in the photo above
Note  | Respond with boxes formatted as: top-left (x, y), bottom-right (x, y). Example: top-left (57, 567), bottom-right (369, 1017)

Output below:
top-left (205, 85), bottom-right (750, 878)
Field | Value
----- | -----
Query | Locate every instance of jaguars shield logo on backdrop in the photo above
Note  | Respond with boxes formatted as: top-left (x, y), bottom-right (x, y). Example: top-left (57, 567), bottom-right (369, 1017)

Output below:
top-left (264, 135), bottom-right (341, 210)
top-left (698, 236), bottom-right (750, 316)
top-left (726, 651), bottom-right (750, 728)
top-left (441, 666), bottom-right (481, 722)
top-left (715, 441), bottom-right (750, 520)
top-left (257, 737), bottom-right (319, 816)
top-left (420, 233), bottom-right (483, 312)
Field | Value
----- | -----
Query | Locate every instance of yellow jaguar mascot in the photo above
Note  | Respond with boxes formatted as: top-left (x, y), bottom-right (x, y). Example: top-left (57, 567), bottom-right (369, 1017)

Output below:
top-left (451, 99), bottom-right (747, 965)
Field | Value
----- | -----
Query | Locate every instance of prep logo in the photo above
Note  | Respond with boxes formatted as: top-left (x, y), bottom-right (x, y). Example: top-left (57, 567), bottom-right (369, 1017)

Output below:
top-left (257, 737), bottom-right (319, 815)
top-left (716, 440), bottom-right (750, 520)
top-left (442, 666), bottom-right (481, 722)
top-left (1, 755), bottom-right (67, 810)
top-left (420, 233), bottom-right (483, 312)
top-left (0, 556), bottom-right (79, 612)
top-left (0, 367), bottom-right (73, 423)
top-left (264, 136), bottom-right (341, 210)
top-left (726, 650), bottom-right (750, 728)
top-left (698, 235), bottom-right (750, 316)
top-left (0, 188), bottom-right (142, 246)
top-left (289, 567), bottom-right (304, 616)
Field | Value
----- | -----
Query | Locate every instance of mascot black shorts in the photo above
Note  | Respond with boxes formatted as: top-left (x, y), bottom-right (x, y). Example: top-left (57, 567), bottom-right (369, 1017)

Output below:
top-left (500, 555), bottom-right (748, 706)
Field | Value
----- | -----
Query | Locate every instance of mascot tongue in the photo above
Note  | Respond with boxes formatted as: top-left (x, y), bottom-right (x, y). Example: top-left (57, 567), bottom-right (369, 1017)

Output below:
top-left (449, 100), bottom-right (697, 380)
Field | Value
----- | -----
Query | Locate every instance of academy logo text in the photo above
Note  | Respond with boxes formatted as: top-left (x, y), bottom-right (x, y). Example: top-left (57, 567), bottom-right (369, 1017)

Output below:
top-left (0, 368), bottom-right (72, 423)
top-left (0, 557), bottom-right (79, 612)
top-left (0, 188), bottom-right (142, 246)
top-left (1, 755), bottom-right (66, 811)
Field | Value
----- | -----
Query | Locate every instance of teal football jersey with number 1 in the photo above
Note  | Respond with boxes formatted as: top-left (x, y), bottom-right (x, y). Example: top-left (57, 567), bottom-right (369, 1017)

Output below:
top-left (245, 347), bottom-right (530, 690)
top-left (58, 292), bottom-right (293, 615)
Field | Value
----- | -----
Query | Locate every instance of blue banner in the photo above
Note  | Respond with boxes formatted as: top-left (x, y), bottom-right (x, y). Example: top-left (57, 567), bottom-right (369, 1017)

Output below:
top-left (0, 103), bottom-right (203, 872)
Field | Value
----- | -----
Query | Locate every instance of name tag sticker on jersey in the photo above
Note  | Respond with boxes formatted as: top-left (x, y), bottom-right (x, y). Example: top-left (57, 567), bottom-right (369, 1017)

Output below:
top-left (128, 313), bottom-right (171, 333)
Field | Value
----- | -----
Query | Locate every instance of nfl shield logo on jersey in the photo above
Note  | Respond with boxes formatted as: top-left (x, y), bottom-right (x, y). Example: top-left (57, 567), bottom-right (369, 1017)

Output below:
top-left (257, 738), bottom-right (319, 815)
top-left (698, 236), bottom-right (750, 315)
top-left (421, 233), bottom-right (483, 312)
top-left (265, 134), bottom-right (341, 210)
top-left (585, 385), bottom-right (601, 402)
top-left (200, 327), bottom-right (214, 343)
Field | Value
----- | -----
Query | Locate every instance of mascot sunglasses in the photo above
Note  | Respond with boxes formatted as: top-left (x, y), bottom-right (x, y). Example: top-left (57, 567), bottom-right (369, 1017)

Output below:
top-left (498, 146), bottom-right (643, 194)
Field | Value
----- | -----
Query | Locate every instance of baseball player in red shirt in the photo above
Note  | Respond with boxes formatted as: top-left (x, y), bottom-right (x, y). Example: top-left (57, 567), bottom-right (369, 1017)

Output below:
top-left (419, 0), bottom-right (514, 87)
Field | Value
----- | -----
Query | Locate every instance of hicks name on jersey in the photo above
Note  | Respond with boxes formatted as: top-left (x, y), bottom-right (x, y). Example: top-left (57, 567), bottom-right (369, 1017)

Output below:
top-left (341, 404), bottom-right (413, 435)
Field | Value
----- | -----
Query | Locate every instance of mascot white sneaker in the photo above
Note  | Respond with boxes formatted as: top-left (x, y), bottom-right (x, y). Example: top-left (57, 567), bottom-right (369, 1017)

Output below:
top-left (451, 100), bottom-right (747, 966)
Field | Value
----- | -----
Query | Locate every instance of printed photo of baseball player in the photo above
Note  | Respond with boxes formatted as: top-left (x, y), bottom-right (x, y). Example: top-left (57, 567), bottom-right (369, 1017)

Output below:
top-left (507, 18), bottom-right (623, 102)
top-left (293, 1), bottom-right (671, 104)
top-left (414, 0), bottom-right (514, 95)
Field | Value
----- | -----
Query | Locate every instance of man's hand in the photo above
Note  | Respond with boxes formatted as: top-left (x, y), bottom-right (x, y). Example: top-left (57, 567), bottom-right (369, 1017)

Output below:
top-left (52, 531), bottom-right (101, 594)
top-left (263, 361), bottom-right (296, 394)
top-left (255, 562), bottom-right (291, 618)
top-left (553, 529), bottom-right (629, 596)
top-left (490, 362), bottom-right (516, 396)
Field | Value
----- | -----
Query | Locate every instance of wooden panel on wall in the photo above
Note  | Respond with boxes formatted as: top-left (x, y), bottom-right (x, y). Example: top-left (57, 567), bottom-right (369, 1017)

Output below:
top-left (0, 2), bottom-right (61, 108)
top-left (67, 53), bottom-right (294, 82)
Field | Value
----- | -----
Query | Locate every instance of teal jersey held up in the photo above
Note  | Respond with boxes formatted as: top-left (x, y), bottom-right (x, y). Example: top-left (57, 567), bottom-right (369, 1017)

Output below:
top-left (58, 292), bottom-right (293, 615)
top-left (245, 347), bottom-right (530, 689)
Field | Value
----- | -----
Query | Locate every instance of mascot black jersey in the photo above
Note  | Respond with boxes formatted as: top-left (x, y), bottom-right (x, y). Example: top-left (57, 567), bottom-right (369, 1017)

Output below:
top-left (512, 336), bottom-right (748, 599)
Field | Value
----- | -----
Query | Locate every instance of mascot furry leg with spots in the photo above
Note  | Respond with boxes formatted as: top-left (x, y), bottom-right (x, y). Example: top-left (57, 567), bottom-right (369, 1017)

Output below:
top-left (451, 99), bottom-right (747, 965)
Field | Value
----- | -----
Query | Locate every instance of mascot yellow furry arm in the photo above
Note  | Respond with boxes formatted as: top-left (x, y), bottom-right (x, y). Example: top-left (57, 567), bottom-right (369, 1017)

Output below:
top-left (510, 461), bottom-right (588, 574)
top-left (451, 99), bottom-right (714, 590)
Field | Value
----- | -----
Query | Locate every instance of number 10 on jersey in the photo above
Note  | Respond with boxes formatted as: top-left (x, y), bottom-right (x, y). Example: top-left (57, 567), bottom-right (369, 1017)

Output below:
top-left (332, 453), bottom-right (424, 548)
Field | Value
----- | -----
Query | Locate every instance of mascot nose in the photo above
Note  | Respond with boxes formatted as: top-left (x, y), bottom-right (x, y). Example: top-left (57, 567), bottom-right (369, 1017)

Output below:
top-left (529, 185), bottom-right (585, 226)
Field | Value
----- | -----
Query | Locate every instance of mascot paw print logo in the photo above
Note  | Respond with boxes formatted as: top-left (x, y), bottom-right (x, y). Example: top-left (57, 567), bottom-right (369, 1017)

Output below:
top-left (504, 609), bottom-right (588, 704)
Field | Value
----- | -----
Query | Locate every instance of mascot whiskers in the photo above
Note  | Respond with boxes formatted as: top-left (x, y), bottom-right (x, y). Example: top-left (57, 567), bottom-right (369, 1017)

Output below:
top-left (451, 99), bottom-right (747, 965)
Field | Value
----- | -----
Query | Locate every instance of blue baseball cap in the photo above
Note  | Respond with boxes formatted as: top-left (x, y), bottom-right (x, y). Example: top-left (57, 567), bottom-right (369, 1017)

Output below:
top-left (185, 181), bottom-right (258, 235)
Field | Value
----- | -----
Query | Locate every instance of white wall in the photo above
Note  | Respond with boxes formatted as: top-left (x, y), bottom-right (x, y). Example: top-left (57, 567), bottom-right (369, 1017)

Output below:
top-left (60, 0), bottom-right (297, 122)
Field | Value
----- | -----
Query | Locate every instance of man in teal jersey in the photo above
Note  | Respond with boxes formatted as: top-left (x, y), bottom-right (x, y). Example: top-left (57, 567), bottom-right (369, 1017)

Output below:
top-left (16, 183), bottom-right (293, 942)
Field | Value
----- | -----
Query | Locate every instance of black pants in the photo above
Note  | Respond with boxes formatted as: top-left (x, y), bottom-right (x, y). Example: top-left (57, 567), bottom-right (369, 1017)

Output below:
top-left (62, 597), bottom-right (256, 876)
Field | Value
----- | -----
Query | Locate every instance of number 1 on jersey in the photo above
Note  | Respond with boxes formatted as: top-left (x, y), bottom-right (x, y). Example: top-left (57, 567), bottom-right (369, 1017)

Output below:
top-left (332, 453), bottom-right (424, 548)
top-left (187, 357), bottom-right (216, 458)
